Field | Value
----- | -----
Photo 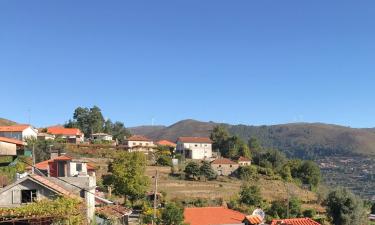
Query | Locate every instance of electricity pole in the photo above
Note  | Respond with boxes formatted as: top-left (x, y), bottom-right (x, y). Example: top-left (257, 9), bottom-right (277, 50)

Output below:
top-left (153, 170), bottom-right (158, 225)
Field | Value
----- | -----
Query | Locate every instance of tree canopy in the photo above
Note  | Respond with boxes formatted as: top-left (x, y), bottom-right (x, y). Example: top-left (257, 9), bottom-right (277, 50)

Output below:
top-left (108, 152), bottom-right (149, 203)
top-left (65, 105), bottom-right (131, 141)
top-left (325, 187), bottom-right (368, 225)
top-left (161, 203), bottom-right (184, 225)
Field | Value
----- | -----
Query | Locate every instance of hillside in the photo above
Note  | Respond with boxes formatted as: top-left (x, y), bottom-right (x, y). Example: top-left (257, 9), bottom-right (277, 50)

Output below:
top-left (130, 119), bottom-right (375, 159)
top-left (0, 118), bottom-right (17, 126)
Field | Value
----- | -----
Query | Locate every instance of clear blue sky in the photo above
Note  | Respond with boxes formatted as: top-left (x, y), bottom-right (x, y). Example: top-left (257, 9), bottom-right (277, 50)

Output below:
top-left (1, 1), bottom-right (375, 128)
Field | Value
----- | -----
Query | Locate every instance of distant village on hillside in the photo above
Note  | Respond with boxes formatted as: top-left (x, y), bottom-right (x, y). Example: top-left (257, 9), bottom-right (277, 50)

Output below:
top-left (0, 112), bottom-right (373, 225)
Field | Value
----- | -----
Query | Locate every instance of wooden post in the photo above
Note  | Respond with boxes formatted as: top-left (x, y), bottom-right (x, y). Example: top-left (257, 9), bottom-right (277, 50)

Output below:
top-left (152, 170), bottom-right (158, 225)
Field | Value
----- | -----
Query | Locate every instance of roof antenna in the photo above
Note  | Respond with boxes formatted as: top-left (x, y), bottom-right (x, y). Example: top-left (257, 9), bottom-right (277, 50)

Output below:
top-left (27, 108), bottom-right (31, 125)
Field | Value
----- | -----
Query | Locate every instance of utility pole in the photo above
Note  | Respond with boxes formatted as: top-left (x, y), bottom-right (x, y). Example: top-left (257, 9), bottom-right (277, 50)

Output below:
top-left (152, 170), bottom-right (158, 225)
top-left (31, 143), bottom-right (35, 174)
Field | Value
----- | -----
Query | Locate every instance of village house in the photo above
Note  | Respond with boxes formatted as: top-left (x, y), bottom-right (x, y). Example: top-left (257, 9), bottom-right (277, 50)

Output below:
top-left (32, 154), bottom-right (95, 177)
top-left (47, 126), bottom-right (84, 144)
top-left (176, 137), bottom-right (212, 160)
top-left (92, 133), bottom-right (113, 141)
top-left (0, 124), bottom-right (38, 141)
top-left (37, 132), bottom-right (55, 141)
top-left (270, 218), bottom-right (321, 225)
top-left (184, 207), bottom-right (246, 225)
top-left (0, 174), bottom-right (97, 222)
top-left (124, 135), bottom-right (156, 154)
top-left (238, 156), bottom-right (252, 166)
top-left (211, 158), bottom-right (239, 176)
top-left (0, 136), bottom-right (25, 156)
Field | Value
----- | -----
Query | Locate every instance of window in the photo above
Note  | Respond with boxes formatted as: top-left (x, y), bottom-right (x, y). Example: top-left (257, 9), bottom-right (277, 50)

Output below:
top-left (21, 190), bottom-right (37, 203)
top-left (133, 142), bottom-right (137, 146)
top-left (195, 144), bottom-right (198, 147)
top-left (219, 165), bottom-right (221, 167)
top-left (76, 163), bottom-right (82, 172)
top-left (146, 143), bottom-right (149, 146)
top-left (230, 165), bottom-right (232, 168)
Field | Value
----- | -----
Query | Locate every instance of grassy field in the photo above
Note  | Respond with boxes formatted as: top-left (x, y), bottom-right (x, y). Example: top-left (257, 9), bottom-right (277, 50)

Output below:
top-left (145, 166), bottom-right (324, 212)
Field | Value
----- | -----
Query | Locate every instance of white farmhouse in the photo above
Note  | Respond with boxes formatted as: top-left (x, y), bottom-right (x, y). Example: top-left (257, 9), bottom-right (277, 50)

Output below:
top-left (0, 125), bottom-right (38, 141)
top-left (125, 135), bottom-right (156, 153)
top-left (176, 137), bottom-right (212, 160)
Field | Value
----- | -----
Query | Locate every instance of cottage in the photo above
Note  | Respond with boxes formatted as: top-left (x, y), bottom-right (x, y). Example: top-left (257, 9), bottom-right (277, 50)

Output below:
top-left (92, 133), bottom-right (113, 141)
top-left (33, 155), bottom-right (95, 177)
top-left (211, 158), bottom-right (239, 176)
top-left (176, 137), bottom-right (212, 160)
top-left (0, 124), bottom-right (38, 141)
top-left (0, 174), bottom-right (96, 222)
top-left (125, 135), bottom-right (155, 153)
top-left (0, 136), bottom-right (24, 156)
top-left (47, 126), bottom-right (84, 143)
top-left (238, 156), bottom-right (252, 166)
top-left (270, 218), bottom-right (321, 225)
top-left (184, 207), bottom-right (246, 225)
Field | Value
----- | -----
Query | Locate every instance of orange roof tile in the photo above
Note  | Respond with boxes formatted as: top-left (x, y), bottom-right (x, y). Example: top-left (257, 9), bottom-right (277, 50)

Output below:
top-left (238, 156), bottom-right (251, 162)
top-left (211, 158), bottom-right (238, 165)
top-left (0, 125), bottom-right (31, 132)
top-left (270, 218), bottom-right (321, 225)
top-left (244, 215), bottom-right (263, 224)
top-left (157, 140), bottom-right (176, 147)
top-left (184, 207), bottom-right (245, 225)
top-left (127, 135), bottom-right (151, 141)
top-left (47, 126), bottom-right (83, 136)
top-left (0, 136), bottom-right (25, 145)
top-left (177, 137), bottom-right (212, 143)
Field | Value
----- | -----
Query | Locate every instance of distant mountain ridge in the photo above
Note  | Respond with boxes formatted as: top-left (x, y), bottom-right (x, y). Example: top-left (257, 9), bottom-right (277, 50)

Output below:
top-left (129, 119), bottom-right (375, 159)
top-left (0, 118), bottom-right (17, 126)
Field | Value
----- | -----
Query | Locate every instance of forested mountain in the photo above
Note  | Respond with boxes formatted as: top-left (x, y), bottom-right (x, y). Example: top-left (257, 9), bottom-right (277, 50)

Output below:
top-left (130, 119), bottom-right (375, 159)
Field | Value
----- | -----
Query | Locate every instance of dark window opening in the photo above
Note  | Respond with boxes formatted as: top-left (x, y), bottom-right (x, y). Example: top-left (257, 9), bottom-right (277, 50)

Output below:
top-left (76, 163), bottom-right (82, 172)
top-left (21, 190), bottom-right (37, 203)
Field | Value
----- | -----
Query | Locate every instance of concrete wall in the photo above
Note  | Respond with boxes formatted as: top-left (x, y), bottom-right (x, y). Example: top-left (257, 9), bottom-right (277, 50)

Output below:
top-left (22, 127), bottom-right (38, 140)
top-left (211, 163), bottom-right (239, 176)
top-left (0, 141), bottom-right (17, 156)
top-left (68, 162), bottom-right (88, 177)
top-left (176, 142), bottom-right (212, 159)
top-left (127, 140), bottom-right (155, 153)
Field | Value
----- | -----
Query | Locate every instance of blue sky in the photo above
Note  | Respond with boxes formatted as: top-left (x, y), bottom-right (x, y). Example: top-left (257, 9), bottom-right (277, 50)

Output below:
top-left (1, 1), bottom-right (375, 128)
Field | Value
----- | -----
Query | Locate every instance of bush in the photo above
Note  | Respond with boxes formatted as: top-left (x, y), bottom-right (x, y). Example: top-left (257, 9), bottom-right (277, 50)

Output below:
top-left (200, 161), bottom-right (217, 180)
top-left (184, 162), bottom-right (201, 180)
top-left (239, 184), bottom-right (263, 207)
top-left (157, 155), bottom-right (172, 166)
top-left (303, 209), bottom-right (316, 218)
top-left (238, 165), bottom-right (258, 180)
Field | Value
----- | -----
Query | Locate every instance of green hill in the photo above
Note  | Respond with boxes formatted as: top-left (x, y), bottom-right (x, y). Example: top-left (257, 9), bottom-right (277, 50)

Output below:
top-left (0, 118), bottom-right (17, 126)
top-left (130, 119), bottom-right (375, 159)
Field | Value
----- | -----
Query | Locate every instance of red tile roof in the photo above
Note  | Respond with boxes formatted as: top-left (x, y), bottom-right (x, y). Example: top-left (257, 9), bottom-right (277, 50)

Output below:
top-left (238, 156), bottom-right (251, 162)
top-left (33, 155), bottom-right (95, 171)
top-left (270, 218), bottom-right (321, 225)
top-left (244, 215), bottom-right (263, 224)
top-left (0, 136), bottom-right (25, 145)
top-left (211, 158), bottom-right (238, 165)
top-left (157, 140), bottom-right (176, 147)
top-left (184, 207), bottom-right (245, 225)
top-left (47, 126), bottom-right (83, 136)
top-left (177, 137), bottom-right (212, 143)
top-left (0, 125), bottom-right (31, 132)
top-left (30, 174), bottom-right (78, 198)
top-left (127, 135), bottom-right (151, 141)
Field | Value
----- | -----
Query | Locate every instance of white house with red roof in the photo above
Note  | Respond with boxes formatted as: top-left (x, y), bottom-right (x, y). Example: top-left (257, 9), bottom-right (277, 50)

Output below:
top-left (0, 124), bottom-right (38, 141)
top-left (176, 137), bottom-right (212, 160)
top-left (125, 135), bottom-right (155, 153)
top-left (47, 126), bottom-right (84, 143)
